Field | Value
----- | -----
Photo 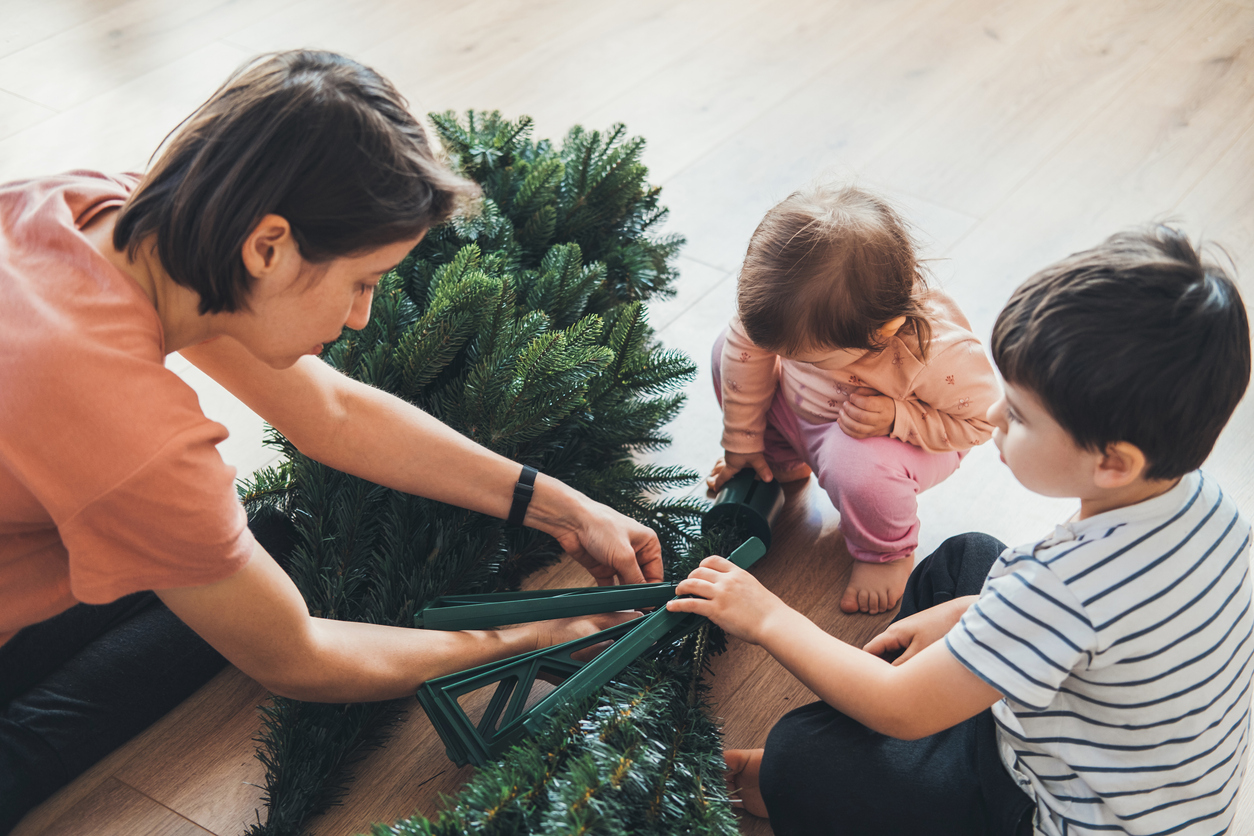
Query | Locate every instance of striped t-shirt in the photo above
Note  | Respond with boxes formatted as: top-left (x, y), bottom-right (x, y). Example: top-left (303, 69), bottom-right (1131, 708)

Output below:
top-left (946, 470), bottom-right (1252, 835)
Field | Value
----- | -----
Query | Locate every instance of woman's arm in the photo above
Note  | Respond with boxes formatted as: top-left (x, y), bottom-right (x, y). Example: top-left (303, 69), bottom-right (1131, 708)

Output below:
top-left (181, 337), bottom-right (663, 585)
top-left (667, 557), bottom-right (1002, 739)
top-left (157, 541), bottom-right (635, 702)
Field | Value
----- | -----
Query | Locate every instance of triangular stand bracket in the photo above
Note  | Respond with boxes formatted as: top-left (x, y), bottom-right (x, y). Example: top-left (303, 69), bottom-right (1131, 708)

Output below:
top-left (416, 537), bottom-right (767, 767)
top-left (414, 582), bottom-right (680, 630)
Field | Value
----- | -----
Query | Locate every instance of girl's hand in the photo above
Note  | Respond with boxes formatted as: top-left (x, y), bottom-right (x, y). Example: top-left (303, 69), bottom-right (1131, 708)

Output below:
top-left (838, 387), bottom-right (895, 439)
top-left (667, 556), bottom-right (790, 645)
top-left (707, 451), bottom-right (773, 492)
top-left (862, 596), bottom-right (975, 664)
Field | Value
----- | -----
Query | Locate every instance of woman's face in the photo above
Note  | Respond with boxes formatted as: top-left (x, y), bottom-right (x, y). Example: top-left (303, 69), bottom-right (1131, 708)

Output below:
top-left (231, 226), bottom-right (424, 369)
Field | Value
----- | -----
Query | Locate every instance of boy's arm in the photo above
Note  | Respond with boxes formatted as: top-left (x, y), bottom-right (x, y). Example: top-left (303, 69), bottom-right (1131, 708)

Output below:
top-left (669, 557), bottom-right (1002, 740)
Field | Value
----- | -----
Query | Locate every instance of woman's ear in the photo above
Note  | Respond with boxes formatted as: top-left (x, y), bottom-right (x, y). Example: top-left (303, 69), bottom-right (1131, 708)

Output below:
top-left (241, 214), bottom-right (297, 280)
top-left (1092, 441), bottom-right (1148, 489)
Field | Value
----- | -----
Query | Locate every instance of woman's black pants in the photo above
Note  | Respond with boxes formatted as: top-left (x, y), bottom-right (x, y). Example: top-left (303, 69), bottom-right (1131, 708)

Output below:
top-left (0, 514), bottom-right (293, 833)
top-left (758, 532), bottom-right (1036, 836)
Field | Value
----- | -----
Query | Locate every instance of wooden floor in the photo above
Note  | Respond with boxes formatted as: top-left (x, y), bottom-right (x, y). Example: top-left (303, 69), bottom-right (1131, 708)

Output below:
top-left (5, 0), bottom-right (1254, 833)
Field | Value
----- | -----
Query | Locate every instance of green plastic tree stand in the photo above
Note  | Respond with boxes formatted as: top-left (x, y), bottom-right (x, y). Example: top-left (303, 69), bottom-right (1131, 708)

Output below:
top-left (416, 537), bottom-right (767, 767)
top-left (703, 468), bottom-right (785, 548)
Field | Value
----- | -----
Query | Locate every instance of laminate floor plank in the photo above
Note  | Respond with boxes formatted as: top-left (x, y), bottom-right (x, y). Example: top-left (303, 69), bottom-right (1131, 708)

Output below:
top-left (569, 0), bottom-right (936, 184)
top-left (0, 88), bottom-right (54, 142)
top-left (0, 41), bottom-right (251, 185)
top-left (0, 0), bottom-right (131, 60)
top-left (31, 778), bottom-right (215, 836)
top-left (408, 0), bottom-right (778, 144)
top-left (862, 0), bottom-right (1224, 218)
top-left (109, 669), bottom-right (271, 836)
top-left (0, 0), bottom-right (300, 112)
top-left (652, 0), bottom-right (1059, 273)
top-left (936, 0), bottom-right (1254, 335)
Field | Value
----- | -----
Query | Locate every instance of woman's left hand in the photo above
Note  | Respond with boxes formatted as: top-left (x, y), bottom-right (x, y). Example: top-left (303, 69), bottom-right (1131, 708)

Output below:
top-left (554, 498), bottom-right (665, 586)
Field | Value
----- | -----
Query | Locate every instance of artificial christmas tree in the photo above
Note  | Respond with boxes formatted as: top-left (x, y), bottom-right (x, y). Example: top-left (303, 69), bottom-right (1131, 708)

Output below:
top-left (237, 111), bottom-right (739, 836)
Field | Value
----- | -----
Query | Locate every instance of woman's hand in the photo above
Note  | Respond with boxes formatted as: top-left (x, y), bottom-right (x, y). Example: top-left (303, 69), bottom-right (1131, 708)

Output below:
top-left (529, 609), bottom-right (643, 658)
top-left (837, 387), bottom-right (895, 439)
top-left (707, 451), bottom-right (772, 493)
top-left (666, 555), bottom-right (791, 645)
top-left (553, 497), bottom-right (665, 586)
top-left (862, 596), bottom-right (976, 664)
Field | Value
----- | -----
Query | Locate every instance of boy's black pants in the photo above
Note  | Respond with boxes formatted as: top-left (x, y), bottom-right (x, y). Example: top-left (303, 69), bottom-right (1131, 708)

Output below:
top-left (0, 514), bottom-right (294, 834)
top-left (759, 533), bottom-right (1036, 836)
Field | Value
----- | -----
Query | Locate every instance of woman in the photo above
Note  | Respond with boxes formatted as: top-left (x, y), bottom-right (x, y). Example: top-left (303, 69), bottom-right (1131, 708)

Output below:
top-left (0, 50), bottom-right (657, 829)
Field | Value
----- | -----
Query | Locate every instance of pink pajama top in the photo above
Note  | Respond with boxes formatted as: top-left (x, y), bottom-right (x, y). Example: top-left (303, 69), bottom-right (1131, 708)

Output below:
top-left (720, 288), bottom-right (1001, 455)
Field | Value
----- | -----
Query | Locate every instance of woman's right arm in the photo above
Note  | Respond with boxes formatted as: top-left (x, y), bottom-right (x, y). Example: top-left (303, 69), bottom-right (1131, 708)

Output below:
top-left (182, 337), bottom-right (664, 587)
top-left (156, 541), bottom-right (633, 702)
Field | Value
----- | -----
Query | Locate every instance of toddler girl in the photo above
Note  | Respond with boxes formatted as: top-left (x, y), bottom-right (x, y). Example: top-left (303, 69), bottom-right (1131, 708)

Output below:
top-left (708, 184), bottom-right (999, 614)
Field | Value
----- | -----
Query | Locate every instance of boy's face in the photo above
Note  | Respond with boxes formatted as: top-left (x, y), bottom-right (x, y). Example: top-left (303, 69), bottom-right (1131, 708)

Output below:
top-left (987, 382), bottom-right (1098, 499)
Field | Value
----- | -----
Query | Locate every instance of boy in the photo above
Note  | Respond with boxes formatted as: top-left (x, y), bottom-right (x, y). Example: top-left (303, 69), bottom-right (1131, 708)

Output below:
top-left (668, 227), bottom-right (1252, 835)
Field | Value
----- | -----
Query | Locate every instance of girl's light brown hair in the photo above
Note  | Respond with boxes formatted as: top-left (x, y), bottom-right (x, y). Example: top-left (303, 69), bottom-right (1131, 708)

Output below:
top-left (114, 50), bottom-right (480, 314)
top-left (737, 184), bottom-right (932, 357)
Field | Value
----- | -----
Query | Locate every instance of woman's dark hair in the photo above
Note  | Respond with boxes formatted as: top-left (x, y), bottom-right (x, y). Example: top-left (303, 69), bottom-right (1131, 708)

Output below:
top-left (736, 184), bottom-right (933, 357)
top-left (992, 226), bottom-right (1250, 481)
top-left (114, 50), bottom-right (480, 314)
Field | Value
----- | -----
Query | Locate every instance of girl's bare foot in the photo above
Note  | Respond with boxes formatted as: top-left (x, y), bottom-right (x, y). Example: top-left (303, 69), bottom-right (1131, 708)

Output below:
top-left (839, 555), bottom-right (914, 614)
top-left (724, 748), bottom-right (768, 817)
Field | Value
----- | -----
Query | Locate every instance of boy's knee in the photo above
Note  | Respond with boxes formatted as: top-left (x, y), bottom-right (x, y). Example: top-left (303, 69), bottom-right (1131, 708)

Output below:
top-left (944, 532), bottom-right (1006, 562)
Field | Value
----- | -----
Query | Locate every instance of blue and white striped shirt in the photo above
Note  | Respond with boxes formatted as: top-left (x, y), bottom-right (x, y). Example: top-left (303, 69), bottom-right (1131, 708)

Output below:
top-left (946, 471), bottom-right (1252, 835)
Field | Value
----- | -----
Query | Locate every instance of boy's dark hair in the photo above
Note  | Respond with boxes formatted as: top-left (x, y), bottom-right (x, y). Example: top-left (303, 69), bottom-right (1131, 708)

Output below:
top-left (991, 226), bottom-right (1250, 481)
top-left (115, 50), bottom-right (479, 314)
top-left (737, 184), bottom-right (934, 357)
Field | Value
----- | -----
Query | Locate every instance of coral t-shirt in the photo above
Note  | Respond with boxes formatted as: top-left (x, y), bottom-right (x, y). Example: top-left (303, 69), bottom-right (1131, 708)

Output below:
top-left (0, 171), bottom-right (254, 645)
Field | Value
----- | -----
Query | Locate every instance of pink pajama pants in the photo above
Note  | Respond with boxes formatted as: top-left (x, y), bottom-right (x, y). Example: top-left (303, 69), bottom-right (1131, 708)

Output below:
top-left (712, 331), bottom-right (964, 564)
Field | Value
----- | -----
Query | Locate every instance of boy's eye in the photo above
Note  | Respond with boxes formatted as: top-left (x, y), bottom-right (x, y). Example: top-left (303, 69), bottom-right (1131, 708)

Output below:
top-left (1006, 407), bottom-right (1022, 424)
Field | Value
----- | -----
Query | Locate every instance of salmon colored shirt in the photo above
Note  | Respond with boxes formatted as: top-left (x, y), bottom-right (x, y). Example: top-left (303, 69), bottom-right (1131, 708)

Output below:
top-left (721, 288), bottom-right (1000, 454)
top-left (0, 171), bottom-right (254, 645)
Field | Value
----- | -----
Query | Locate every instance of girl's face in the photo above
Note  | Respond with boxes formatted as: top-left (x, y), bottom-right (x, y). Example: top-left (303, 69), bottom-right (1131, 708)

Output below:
top-left (230, 225), bottom-right (424, 369)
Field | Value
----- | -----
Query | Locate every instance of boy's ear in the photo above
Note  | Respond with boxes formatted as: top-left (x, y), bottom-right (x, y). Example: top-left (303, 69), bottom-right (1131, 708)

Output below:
top-left (1092, 441), bottom-right (1148, 489)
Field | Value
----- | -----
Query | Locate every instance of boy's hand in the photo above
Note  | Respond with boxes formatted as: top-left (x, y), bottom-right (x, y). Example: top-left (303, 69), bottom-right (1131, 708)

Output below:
top-left (838, 387), bottom-right (895, 439)
top-left (707, 451), bottom-right (773, 493)
top-left (667, 556), bottom-right (790, 645)
top-left (862, 596), bottom-right (975, 664)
